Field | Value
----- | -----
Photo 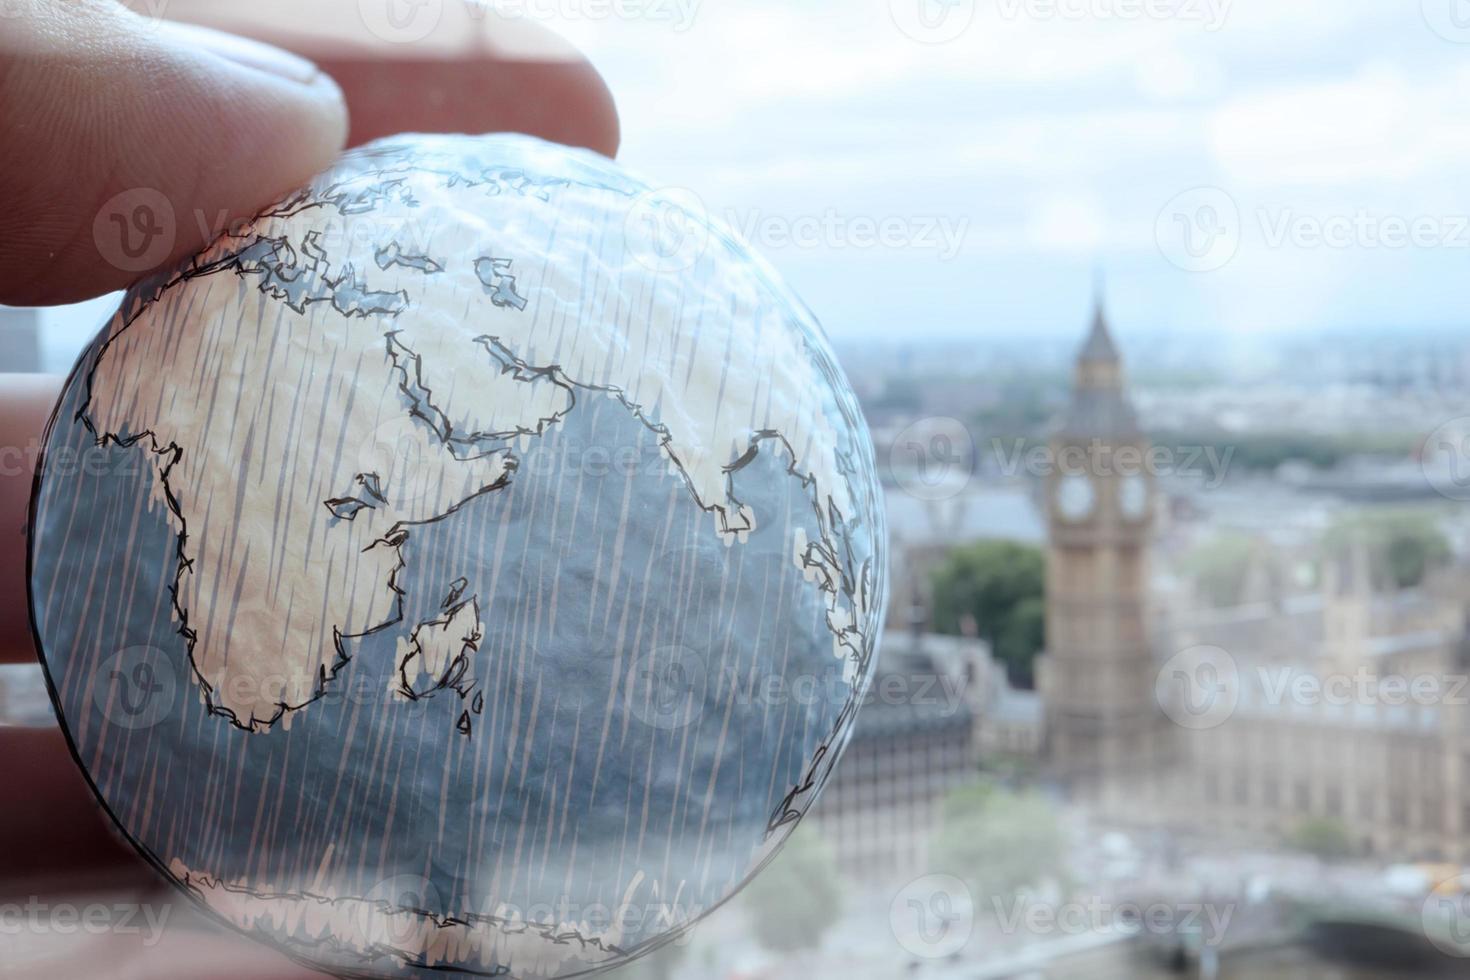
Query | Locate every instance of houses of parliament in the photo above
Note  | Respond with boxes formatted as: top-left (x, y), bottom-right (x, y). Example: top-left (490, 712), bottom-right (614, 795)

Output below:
top-left (1038, 300), bottom-right (1470, 862)
top-left (813, 298), bottom-right (1470, 880)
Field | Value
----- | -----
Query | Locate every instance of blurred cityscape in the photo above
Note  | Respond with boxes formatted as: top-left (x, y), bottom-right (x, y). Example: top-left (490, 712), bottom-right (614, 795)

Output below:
top-left (625, 300), bottom-right (1470, 979)
top-left (15, 297), bottom-right (1470, 978)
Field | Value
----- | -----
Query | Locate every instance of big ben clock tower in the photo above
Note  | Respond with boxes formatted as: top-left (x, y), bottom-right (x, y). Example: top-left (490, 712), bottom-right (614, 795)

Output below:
top-left (1040, 293), bottom-right (1165, 806)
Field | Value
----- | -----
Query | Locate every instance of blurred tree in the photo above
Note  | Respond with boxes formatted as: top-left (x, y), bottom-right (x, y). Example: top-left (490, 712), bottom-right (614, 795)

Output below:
top-left (931, 782), bottom-right (1067, 903)
top-left (1181, 533), bottom-right (1255, 607)
top-left (1286, 817), bottom-right (1355, 862)
top-left (1324, 511), bottom-right (1451, 589)
top-left (743, 824), bottom-right (843, 955)
top-left (930, 541), bottom-right (1045, 687)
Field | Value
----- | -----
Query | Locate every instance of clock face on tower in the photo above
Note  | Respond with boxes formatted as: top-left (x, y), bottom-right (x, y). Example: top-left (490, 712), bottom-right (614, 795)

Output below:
top-left (1119, 473), bottom-right (1148, 520)
top-left (1056, 473), bottom-right (1096, 521)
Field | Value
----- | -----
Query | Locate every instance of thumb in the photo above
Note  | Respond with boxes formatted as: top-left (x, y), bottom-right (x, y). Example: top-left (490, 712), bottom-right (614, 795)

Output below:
top-left (0, 0), bottom-right (348, 306)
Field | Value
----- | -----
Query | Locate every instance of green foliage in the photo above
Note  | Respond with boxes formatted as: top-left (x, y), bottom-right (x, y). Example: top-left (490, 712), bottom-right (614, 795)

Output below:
top-left (931, 782), bottom-right (1067, 901)
top-left (1181, 533), bottom-right (1256, 607)
top-left (1286, 817), bottom-right (1356, 862)
top-left (1323, 510), bottom-right (1451, 589)
top-left (742, 824), bottom-right (843, 954)
top-left (930, 541), bottom-right (1046, 687)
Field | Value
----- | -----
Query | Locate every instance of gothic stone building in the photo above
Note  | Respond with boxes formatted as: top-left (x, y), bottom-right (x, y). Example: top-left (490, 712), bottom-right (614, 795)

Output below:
top-left (1037, 301), bottom-right (1470, 863)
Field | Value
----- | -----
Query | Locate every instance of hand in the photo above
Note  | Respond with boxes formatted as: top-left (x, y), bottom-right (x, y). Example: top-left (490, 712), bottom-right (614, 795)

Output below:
top-left (0, 2), bottom-right (618, 975)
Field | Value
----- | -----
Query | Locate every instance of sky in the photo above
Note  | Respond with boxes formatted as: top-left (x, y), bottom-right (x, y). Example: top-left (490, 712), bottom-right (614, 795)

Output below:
top-left (38, 0), bottom-right (1470, 364)
top-left (551, 0), bottom-right (1470, 341)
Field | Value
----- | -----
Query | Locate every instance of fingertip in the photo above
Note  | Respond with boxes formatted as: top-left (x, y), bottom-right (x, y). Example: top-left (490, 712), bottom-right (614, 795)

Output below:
top-left (0, 5), bottom-right (349, 306)
top-left (152, 0), bottom-right (621, 157)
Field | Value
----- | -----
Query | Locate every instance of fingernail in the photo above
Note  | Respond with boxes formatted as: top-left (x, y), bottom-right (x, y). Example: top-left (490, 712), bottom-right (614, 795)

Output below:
top-left (157, 21), bottom-right (323, 86)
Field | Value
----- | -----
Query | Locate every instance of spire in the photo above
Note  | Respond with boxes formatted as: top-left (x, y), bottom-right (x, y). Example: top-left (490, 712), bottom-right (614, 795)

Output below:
top-left (1079, 267), bottom-right (1119, 364)
top-left (1055, 268), bottom-right (1138, 438)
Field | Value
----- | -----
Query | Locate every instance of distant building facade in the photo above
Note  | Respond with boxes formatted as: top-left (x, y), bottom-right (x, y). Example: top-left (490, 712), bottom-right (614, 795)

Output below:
top-left (1035, 300), bottom-right (1470, 863)
top-left (810, 625), bottom-right (1039, 880)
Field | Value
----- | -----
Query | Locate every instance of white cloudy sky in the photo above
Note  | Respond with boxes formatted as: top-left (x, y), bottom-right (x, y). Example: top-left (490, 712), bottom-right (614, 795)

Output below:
top-left (550, 0), bottom-right (1470, 341)
top-left (39, 0), bottom-right (1470, 361)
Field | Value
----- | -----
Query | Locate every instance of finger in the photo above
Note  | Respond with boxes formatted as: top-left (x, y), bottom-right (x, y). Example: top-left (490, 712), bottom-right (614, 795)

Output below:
top-left (0, 727), bottom-right (154, 891)
top-left (0, 0), bottom-right (349, 307)
top-left (0, 375), bottom-right (60, 666)
top-left (140, 0), bottom-right (621, 156)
